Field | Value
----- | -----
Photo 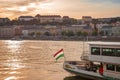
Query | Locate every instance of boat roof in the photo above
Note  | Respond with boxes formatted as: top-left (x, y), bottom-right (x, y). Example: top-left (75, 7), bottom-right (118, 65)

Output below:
top-left (87, 41), bottom-right (120, 46)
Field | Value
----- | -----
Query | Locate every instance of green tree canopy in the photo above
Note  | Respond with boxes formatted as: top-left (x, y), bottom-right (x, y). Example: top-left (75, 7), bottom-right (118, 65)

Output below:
top-left (82, 32), bottom-right (88, 37)
top-left (92, 30), bottom-right (98, 36)
top-left (76, 31), bottom-right (82, 36)
top-left (36, 32), bottom-right (41, 36)
top-left (29, 32), bottom-right (35, 36)
top-left (66, 30), bottom-right (75, 37)
top-left (44, 32), bottom-right (51, 36)
top-left (61, 31), bottom-right (67, 36)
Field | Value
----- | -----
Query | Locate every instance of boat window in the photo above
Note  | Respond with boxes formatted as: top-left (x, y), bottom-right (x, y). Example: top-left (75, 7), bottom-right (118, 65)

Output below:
top-left (116, 48), bottom-right (120, 57)
top-left (91, 47), bottom-right (100, 55)
top-left (116, 65), bottom-right (120, 72)
top-left (102, 48), bottom-right (115, 56)
top-left (106, 64), bottom-right (115, 71)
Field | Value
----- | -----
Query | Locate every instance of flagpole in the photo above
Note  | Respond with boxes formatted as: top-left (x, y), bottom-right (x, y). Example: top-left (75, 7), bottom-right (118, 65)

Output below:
top-left (63, 41), bottom-right (67, 69)
top-left (63, 49), bottom-right (66, 61)
top-left (63, 41), bottom-right (67, 62)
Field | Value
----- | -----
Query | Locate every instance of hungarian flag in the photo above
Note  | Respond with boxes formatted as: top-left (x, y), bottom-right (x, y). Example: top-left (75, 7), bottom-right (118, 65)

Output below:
top-left (53, 49), bottom-right (64, 60)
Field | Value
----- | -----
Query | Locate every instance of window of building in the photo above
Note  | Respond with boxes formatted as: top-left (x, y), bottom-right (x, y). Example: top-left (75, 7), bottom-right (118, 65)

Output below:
top-left (116, 48), bottom-right (120, 57)
top-left (106, 64), bottom-right (115, 71)
top-left (116, 65), bottom-right (120, 72)
top-left (91, 47), bottom-right (100, 55)
top-left (102, 48), bottom-right (115, 56)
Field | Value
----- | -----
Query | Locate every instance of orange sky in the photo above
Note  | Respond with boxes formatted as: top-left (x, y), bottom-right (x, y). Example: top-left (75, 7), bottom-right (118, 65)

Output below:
top-left (0, 0), bottom-right (120, 19)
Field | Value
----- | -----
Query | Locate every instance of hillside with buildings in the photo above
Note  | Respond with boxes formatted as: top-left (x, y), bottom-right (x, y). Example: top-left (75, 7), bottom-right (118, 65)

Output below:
top-left (0, 14), bottom-right (120, 41)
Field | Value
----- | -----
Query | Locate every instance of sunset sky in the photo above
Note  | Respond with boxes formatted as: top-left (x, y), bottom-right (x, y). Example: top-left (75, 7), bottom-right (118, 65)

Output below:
top-left (0, 0), bottom-right (120, 19)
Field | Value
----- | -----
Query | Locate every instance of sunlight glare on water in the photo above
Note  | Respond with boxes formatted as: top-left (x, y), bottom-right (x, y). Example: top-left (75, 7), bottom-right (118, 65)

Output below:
top-left (5, 76), bottom-right (17, 80)
top-left (0, 40), bottom-right (88, 80)
top-left (5, 40), bottom-right (22, 53)
top-left (2, 40), bottom-right (25, 80)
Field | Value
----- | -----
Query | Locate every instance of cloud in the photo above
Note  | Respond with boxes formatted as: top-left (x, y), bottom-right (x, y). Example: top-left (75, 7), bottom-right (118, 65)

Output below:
top-left (0, 0), bottom-right (120, 19)
top-left (0, 0), bottom-right (53, 18)
top-left (0, 7), bottom-right (35, 19)
top-left (0, 0), bottom-right (45, 7)
top-left (85, 0), bottom-right (120, 4)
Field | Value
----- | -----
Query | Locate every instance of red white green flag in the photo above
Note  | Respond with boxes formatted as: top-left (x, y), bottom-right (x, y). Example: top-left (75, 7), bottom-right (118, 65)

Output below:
top-left (53, 49), bottom-right (64, 60)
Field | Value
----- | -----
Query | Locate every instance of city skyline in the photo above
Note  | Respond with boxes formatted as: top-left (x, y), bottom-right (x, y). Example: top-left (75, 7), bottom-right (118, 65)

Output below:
top-left (0, 0), bottom-right (120, 19)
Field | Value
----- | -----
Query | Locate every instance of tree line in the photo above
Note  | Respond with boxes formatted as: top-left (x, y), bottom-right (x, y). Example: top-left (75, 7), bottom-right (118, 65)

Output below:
top-left (27, 30), bottom-right (98, 37)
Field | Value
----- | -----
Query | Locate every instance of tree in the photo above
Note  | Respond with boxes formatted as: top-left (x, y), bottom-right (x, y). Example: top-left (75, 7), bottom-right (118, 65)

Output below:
top-left (66, 30), bottom-right (74, 37)
top-left (44, 32), bottom-right (51, 36)
top-left (61, 31), bottom-right (67, 36)
top-left (11, 18), bottom-right (19, 25)
top-left (62, 19), bottom-right (71, 25)
top-left (29, 32), bottom-right (35, 36)
top-left (82, 32), bottom-right (88, 37)
top-left (99, 31), bottom-right (104, 36)
top-left (92, 30), bottom-right (98, 36)
top-left (76, 31), bottom-right (82, 36)
top-left (70, 18), bottom-right (78, 24)
top-left (36, 32), bottom-right (41, 36)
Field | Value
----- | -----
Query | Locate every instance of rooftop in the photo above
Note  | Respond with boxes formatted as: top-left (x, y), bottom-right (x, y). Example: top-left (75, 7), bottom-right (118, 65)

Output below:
top-left (88, 41), bottom-right (120, 46)
top-left (19, 16), bottom-right (33, 18)
top-left (35, 14), bottom-right (61, 18)
top-left (82, 16), bottom-right (92, 18)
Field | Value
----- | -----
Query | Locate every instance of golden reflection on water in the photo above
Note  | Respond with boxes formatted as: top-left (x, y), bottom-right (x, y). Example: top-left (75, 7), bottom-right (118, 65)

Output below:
top-left (5, 76), bottom-right (17, 80)
top-left (9, 71), bottom-right (19, 74)
top-left (3, 40), bottom-right (25, 80)
top-left (6, 40), bottom-right (21, 53)
top-left (0, 40), bottom-right (86, 80)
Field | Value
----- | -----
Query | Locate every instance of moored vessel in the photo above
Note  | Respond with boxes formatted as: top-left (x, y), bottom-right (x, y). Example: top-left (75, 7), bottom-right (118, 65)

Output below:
top-left (63, 42), bottom-right (120, 80)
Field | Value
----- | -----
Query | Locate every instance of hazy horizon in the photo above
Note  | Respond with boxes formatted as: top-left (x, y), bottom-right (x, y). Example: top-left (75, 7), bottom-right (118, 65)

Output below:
top-left (0, 0), bottom-right (120, 19)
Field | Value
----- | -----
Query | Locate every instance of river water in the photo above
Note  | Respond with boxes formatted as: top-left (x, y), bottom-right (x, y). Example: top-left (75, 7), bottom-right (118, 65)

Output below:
top-left (0, 40), bottom-right (88, 80)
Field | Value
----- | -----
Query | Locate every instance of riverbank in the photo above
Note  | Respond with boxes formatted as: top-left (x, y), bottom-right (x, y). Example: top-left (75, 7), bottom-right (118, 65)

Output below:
top-left (0, 36), bottom-right (120, 42)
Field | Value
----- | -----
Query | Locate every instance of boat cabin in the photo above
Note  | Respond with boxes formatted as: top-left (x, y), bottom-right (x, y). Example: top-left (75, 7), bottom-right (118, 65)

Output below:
top-left (88, 42), bottom-right (120, 79)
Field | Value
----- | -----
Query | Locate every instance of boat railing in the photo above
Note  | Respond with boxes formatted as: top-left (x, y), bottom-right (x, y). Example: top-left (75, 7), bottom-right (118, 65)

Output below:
top-left (64, 61), bottom-right (98, 73)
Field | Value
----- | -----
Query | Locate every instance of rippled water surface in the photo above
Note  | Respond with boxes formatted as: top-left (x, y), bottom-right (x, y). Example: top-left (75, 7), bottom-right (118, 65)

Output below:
top-left (0, 40), bottom-right (88, 80)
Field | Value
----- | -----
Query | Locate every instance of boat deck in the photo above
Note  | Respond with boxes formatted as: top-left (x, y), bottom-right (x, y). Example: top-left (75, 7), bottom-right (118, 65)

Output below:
top-left (63, 61), bottom-right (104, 80)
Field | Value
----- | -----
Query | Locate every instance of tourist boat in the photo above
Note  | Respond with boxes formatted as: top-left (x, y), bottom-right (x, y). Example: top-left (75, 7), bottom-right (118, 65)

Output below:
top-left (63, 42), bottom-right (120, 80)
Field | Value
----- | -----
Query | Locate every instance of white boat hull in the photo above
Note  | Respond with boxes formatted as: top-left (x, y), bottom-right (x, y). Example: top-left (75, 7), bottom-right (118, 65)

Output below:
top-left (63, 61), bottom-right (120, 80)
